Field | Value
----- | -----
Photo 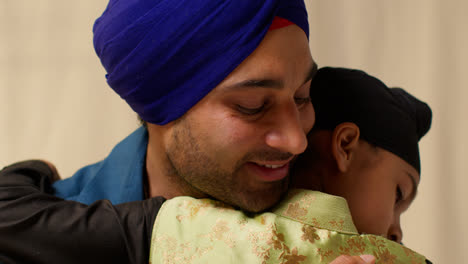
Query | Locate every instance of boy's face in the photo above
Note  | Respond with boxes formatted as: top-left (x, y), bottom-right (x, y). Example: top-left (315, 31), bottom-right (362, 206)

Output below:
top-left (325, 144), bottom-right (420, 243)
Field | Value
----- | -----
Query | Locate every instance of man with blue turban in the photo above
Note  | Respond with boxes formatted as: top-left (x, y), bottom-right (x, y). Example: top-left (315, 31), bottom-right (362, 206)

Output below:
top-left (59, 0), bottom-right (316, 212)
top-left (0, 0), bottom-right (334, 263)
top-left (53, 0), bottom-right (315, 212)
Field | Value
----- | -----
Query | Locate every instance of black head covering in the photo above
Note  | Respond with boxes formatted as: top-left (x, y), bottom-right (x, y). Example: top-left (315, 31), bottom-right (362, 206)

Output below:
top-left (310, 67), bottom-right (432, 174)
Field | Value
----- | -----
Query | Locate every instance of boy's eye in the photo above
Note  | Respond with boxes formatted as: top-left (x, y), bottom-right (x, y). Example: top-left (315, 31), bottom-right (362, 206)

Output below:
top-left (236, 104), bottom-right (265, 115)
top-left (395, 186), bottom-right (403, 204)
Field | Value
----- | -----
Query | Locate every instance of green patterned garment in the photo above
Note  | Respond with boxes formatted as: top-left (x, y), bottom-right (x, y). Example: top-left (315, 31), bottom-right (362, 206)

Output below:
top-left (150, 189), bottom-right (427, 264)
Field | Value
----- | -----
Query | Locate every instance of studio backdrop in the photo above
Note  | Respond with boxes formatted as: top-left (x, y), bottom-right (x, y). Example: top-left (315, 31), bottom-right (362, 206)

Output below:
top-left (1, 1), bottom-right (467, 262)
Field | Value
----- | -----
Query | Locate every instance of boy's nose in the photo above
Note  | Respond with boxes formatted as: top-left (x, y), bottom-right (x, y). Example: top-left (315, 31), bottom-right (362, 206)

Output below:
top-left (387, 218), bottom-right (403, 243)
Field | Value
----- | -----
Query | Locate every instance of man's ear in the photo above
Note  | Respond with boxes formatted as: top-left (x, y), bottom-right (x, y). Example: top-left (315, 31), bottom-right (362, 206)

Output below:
top-left (331, 122), bottom-right (360, 173)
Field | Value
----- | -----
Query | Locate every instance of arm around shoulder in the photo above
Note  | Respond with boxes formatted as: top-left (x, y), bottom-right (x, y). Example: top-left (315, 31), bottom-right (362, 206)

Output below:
top-left (0, 160), bottom-right (165, 264)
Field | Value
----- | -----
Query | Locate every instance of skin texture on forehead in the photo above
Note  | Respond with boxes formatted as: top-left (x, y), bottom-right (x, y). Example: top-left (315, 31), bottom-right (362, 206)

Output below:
top-left (145, 24), bottom-right (315, 212)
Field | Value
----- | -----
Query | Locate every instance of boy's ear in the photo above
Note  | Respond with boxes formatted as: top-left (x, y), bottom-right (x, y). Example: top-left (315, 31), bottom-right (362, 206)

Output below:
top-left (331, 122), bottom-right (360, 173)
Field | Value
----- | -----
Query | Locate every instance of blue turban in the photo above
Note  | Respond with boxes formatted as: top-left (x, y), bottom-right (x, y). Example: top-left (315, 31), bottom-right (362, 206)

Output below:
top-left (93, 0), bottom-right (309, 124)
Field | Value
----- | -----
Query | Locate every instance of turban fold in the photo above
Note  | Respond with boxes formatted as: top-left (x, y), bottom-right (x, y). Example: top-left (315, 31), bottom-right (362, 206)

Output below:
top-left (93, 0), bottom-right (309, 124)
top-left (310, 67), bottom-right (432, 174)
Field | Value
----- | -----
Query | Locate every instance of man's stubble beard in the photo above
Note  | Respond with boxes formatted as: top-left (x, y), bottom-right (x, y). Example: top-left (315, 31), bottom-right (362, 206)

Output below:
top-left (164, 117), bottom-right (290, 213)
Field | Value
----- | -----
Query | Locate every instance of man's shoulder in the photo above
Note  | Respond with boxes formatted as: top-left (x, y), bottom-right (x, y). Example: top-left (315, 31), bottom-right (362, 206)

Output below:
top-left (52, 160), bottom-right (105, 200)
top-left (52, 127), bottom-right (149, 204)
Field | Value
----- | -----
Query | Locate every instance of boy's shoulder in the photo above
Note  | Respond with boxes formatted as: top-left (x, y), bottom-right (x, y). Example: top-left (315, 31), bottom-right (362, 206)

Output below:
top-left (150, 190), bottom-right (427, 263)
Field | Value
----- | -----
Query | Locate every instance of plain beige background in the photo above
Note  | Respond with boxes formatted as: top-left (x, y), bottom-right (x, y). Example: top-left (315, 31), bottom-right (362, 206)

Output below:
top-left (1, 1), bottom-right (466, 262)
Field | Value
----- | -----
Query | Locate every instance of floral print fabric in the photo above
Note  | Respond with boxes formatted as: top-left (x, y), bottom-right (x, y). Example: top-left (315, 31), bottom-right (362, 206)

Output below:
top-left (150, 189), bottom-right (426, 264)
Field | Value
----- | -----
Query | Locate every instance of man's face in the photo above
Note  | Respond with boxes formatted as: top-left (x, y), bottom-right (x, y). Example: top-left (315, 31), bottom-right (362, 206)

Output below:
top-left (325, 143), bottom-right (420, 243)
top-left (162, 25), bottom-right (315, 212)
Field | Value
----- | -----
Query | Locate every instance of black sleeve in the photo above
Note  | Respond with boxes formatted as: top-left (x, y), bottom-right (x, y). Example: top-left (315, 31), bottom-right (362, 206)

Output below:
top-left (0, 160), bottom-right (166, 264)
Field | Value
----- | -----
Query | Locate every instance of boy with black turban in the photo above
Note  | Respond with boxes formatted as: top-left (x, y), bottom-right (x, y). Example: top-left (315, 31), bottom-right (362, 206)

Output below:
top-left (292, 67), bottom-right (432, 242)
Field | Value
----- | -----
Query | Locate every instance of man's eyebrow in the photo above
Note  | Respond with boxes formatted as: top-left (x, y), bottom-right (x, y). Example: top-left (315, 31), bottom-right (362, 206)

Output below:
top-left (224, 78), bottom-right (284, 91)
top-left (221, 62), bottom-right (318, 92)
top-left (407, 171), bottom-right (419, 202)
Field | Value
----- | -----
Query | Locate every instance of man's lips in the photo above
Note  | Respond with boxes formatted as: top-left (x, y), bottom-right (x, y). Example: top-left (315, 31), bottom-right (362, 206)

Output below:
top-left (245, 160), bottom-right (292, 182)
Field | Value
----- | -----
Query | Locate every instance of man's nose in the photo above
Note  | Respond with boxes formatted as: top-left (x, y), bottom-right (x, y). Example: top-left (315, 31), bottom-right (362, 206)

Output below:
top-left (264, 102), bottom-right (311, 155)
top-left (387, 217), bottom-right (403, 243)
